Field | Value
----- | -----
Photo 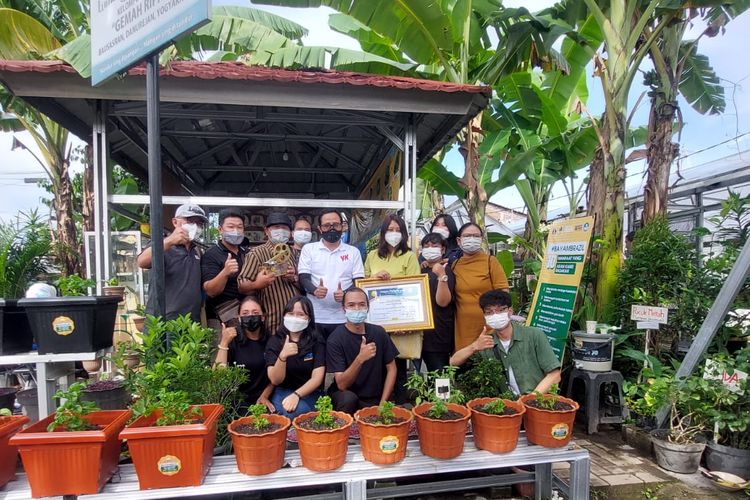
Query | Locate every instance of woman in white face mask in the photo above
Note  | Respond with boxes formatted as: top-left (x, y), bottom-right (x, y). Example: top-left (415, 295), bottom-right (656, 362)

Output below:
top-left (452, 222), bottom-right (510, 352)
top-left (428, 214), bottom-right (461, 265)
top-left (265, 296), bottom-right (326, 418)
top-left (363, 214), bottom-right (421, 404)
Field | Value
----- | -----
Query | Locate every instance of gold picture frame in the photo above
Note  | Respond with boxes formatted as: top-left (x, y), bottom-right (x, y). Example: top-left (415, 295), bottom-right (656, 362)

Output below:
top-left (355, 274), bottom-right (434, 332)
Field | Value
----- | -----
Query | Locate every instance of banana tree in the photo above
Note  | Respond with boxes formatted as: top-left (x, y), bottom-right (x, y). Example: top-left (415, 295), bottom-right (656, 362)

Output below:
top-left (642, 2), bottom-right (748, 224)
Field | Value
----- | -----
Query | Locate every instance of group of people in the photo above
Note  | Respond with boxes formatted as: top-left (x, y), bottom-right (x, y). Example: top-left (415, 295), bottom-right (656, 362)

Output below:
top-left (137, 204), bottom-right (561, 416)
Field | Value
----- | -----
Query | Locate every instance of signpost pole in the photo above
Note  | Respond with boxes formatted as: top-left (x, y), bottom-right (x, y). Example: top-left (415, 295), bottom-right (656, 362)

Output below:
top-left (146, 53), bottom-right (165, 319)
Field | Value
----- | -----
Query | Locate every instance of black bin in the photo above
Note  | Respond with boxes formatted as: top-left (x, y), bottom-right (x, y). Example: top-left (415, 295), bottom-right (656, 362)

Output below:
top-left (0, 298), bottom-right (34, 355)
top-left (18, 296), bottom-right (120, 354)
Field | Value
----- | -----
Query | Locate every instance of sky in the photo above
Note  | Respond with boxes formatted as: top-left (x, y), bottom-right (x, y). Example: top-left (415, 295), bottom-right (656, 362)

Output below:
top-left (1, 0), bottom-right (748, 221)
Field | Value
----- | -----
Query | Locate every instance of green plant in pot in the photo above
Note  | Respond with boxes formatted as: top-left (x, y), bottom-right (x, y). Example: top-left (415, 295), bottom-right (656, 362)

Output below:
top-left (9, 382), bottom-right (131, 497)
top-left (519, 384), bottom-right (579, 448)
top-left (646, 375), bottom-right (707, 474)
top-left (407, 367), bottom-right (471, 459)
top-left (456, 356), bottom-right (512, 401)
top-left (228, 404), bottom-right (291, 476)
top-left (467, 394), bottom-right (525, 454)
top-left (292, 395), bottom-right (353, 471)
top-left (355, 400), bottom-right (414, 465)
top-left (119, 388), bottom-right (223, 490)
top-left (102, 277), bottom-right (126, 300)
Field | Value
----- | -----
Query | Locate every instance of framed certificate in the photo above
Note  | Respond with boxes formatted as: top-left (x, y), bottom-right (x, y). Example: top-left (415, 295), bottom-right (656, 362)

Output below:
top-left (355, 275), bottom-right (434, 332)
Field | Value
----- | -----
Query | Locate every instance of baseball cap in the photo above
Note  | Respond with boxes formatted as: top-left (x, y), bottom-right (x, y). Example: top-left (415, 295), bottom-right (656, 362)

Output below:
top-left (175, 204), bottom-right (208, 222)
top-left (265, 212), bottom-right (292, 229)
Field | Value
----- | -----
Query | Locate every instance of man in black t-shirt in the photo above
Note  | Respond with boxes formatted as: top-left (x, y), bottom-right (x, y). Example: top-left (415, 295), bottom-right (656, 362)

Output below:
top-left (326, 287), bottom-right (398, 414)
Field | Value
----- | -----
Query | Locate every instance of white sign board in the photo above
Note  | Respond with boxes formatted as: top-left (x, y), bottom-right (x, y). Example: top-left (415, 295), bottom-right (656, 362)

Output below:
top-left (91, 0), bottom-right (211, 86)
top-left (630, 305), bottom-right (669, 324)
top-left (704, 359), bottom-right (747, 394)
top-left (636, 321), bottom-right (660, 330)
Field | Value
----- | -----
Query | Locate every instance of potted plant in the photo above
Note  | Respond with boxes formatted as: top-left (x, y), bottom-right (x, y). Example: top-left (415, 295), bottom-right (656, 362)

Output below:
top-left (119, 389), bottom-right (223, 490)
top-left (646, 375), bottom-right (706, 474)
top-left (407, 367), bottom-right (471, 459)
top-left (467, 397), bottom-right (525, 453)
top-left (228, 404), bottom-right (290, 475)
top-left (519, 384), bottom-right (579, 448)
top-left (292, 395), bottom-right (353, 471)
top-left (131, 304), bottom-right (146, 332)
top-left (81, 378), bottom-right (131, 410)
top-left (9, 382), bottom-right (131, 497)
top-left (456, 356), bottom-right (510, 401)
top-left (0, 408), bottom-right (28, 488)
top-left (20, 275), bottom-right (119, 354)
top-left (355, 401), bottom-right (413, 464)
top-left (102, 277), bottom-right (126, 300)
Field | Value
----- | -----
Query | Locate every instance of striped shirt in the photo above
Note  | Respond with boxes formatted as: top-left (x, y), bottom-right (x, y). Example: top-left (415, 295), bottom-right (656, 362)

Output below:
top-left (239, 241), bottom-right (301, 335)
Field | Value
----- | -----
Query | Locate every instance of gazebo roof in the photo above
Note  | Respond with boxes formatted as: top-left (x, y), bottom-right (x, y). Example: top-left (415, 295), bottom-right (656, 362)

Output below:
top-left (0, 60), bottom-right (490, 198)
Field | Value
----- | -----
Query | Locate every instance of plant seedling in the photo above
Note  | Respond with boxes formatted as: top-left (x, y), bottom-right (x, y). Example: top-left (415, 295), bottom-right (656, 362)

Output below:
top-left (248, 404), bottom-right (269, 431)
top-left (0, 408), bottom-right (11, 417)
top-left (313, 396), bottom-right (336, 428)
top-left (378, 401), bottom-right (395, 424)
top-left (482, 399), bottom-right (507, 415)
top-left (533, 384), bottom-right (560, 411)
top-left (48, 382), bottom-right (99, 432)
top-left (106, 277), bottom-right (120, 286)
top-left (428, 398), bottom-right (448, 418)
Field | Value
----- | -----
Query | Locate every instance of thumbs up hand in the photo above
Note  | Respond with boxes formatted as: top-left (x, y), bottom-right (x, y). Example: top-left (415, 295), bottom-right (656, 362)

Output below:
top-left (472, 326), bottom-right (495, 353)
top-left (314, 278), bottom-right (328, 299)
top-left (333, 281), bottom-right (345, 303)
top-left (279, 333), bottom-right (298, 361)
top-left (356, 335), bottom-right (377, 362)
top-left (223, 253), bottom-right (239, 276)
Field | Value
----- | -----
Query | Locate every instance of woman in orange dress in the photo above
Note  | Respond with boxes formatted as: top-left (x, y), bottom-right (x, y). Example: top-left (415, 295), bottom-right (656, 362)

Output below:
top-left (452, 222), bottom-right (510, 351)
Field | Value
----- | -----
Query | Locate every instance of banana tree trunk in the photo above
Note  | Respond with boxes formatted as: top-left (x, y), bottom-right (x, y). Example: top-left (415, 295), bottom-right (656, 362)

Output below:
top-left (460, 115), bottom-right (487, 233)
top-left (54, 154), bottom-right (80, 276)
top-left (431, 189), bottom-right (445, 215)
top-left (642, 96), bottom-right (679, 224)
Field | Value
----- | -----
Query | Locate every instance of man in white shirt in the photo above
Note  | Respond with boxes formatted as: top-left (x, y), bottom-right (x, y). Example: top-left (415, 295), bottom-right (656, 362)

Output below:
top-left (298, 209), bottom-right (365, 339)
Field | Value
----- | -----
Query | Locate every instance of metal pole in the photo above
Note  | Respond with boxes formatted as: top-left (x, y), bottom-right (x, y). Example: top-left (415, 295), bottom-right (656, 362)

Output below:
top-left (147, 53), bottom-right (165, 318)
top-left (101, 104), bottom-right (111, 283)
top-left (657, 233), bottom-right (750, 425)
top-left (409, 122), bottom-right (418, 248)
top-left (92, 103), bottom-right (104, 295)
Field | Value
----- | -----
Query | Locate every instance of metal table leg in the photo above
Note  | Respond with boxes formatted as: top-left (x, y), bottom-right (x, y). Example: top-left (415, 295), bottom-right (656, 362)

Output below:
top-left (344, 479), bottom-right (366, 500)
top-left (35, 361), bottom-right (75, 418)
top-left (569, 456), bottom-right (590, 500)
top-left (535, 463), bottom-right (552, 500)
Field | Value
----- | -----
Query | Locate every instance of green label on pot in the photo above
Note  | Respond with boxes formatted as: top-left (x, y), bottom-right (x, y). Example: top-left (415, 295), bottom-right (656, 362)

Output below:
top-left (379, 435), bottom-right (400, 454)
top-left (157, 455), bottom-right (182, 475)
top-left (551, 423), bottom-right (569, 440)
top-left (52, 316), bottom-right (75, 336)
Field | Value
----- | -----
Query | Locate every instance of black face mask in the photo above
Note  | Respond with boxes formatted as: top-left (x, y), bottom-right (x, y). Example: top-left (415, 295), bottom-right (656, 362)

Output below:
top-left (322, 229), bottom-right (343, 243)
top-left (240, 315), bottom-right (263, 332)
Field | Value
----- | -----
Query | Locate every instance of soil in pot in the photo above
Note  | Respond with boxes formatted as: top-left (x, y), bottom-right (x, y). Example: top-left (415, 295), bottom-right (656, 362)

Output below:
top-left (292, 410), bottom-right (353, 472)
top-left (650, 429), bottom-right (706, 474)
top-left (519, 393), bottom-right (579, 448)
top-left (468, 398), bottom-right (525, 454)
top-left (704, 440), bottom-right (750, 478)
top-left (413, 402), bottom-right (471, 459)
top-left (0, 415), bottom-right (29, 488)
top-left (297, 415), bottom-right (347, 430)
top-left (355, 406), bottom-right (413, 465)
top-left (229, 414), bottom-right (290, 476)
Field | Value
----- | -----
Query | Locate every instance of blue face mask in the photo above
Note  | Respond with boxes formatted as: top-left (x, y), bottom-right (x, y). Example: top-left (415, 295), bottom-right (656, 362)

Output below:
top-left (345, 309), bottom-right (368, 324)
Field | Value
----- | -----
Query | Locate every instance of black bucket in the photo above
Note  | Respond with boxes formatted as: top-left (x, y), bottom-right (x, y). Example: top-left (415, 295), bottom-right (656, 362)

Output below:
top-left (0, 299), bottom-right (34, 355)
top-left (18, 296), bottom-right (119, 354)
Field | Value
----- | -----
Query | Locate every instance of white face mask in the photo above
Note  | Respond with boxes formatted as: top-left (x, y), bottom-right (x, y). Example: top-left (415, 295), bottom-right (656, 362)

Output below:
top-left (460, 236), bottom-right (482, 254)
top-left (293, 230), bottom-right (312, 246)
top-left (421, 247), bottom-right (443, 262)
top-left (182, 223), bottom-right (202, 241)
top-left (485, 312), bottom-right (510, 330)
top-left (283, 315), bottom-right (309, 333)
top-left (384, 231), bottom-right (403, 247)
top-left (269, 228), bottom-right (291, 244)
top-left (433, 227), bottom-right (450, 239)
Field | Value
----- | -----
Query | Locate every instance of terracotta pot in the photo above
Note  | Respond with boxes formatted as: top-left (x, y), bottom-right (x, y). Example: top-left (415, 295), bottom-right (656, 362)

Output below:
top-left (132, 316), bottom-right (145, 332)
top-left (519, 393), bottom-right (579, 448)
top-left (228, 414), bottom-right (290, 475)
top-left (354, 406), bottom-right (413, 465)
top-left (82, 358), bottom-right (103, 372)
top-left (413, 402), bottom-right (470, 459)
top-left (123, 351), bottom-right (140, 369)
top-left (468, 398), bottom-right (525, 453)
top-left (292, 410), bottom-right (353, 471)
top-left (119, 404), bottom-right (223, 490)
top-left (0, 415), bottom-right (29, 488)
top-left (102, 286), bottom-right (126, 300)
top-left (9, 410), bottom-right (131, 497)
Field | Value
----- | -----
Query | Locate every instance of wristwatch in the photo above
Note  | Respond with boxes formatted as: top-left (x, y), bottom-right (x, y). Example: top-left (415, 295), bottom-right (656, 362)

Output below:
top-left (438, 275), bottom-right (449, 282)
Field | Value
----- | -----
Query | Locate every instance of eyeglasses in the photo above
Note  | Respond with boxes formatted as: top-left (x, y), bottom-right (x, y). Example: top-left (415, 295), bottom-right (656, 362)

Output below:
top-left (321, 223), bottom-right (343, 231)
top-left (484, 306), bottom-right (510, 314)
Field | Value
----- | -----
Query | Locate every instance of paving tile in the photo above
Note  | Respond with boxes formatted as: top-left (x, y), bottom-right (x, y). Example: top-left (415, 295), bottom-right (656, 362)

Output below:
top-left (635, 471), bottom-right (668, 483)
top-left (590, 474), bottom-right (608, 488)
top-left (601, 473), bottom-right (645, 486)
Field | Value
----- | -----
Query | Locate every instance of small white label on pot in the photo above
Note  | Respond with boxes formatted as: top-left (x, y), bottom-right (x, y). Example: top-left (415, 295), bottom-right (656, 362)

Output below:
top-left (435, 378), bottom-right (450, 401)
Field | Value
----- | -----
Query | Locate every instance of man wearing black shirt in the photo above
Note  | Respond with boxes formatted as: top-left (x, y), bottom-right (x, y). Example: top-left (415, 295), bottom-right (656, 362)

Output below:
top-left (326, 287), bottom-right (398, 414)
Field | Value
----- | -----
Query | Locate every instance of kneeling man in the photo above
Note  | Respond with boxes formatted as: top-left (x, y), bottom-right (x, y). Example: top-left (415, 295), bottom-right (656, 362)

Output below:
top-left (450, 289), bottom-right (561, 395)
top-left (326, 287), bottom-right (398, 414)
